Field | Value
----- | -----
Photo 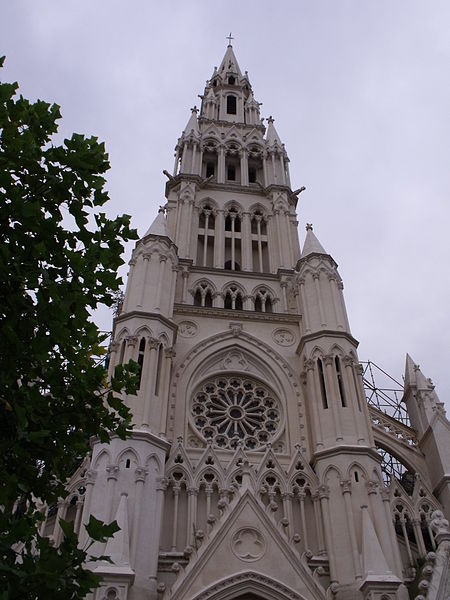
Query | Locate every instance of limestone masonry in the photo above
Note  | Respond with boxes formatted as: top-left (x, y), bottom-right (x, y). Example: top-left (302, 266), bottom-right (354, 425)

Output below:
top-left (42, 43), bottom-right (450, 600)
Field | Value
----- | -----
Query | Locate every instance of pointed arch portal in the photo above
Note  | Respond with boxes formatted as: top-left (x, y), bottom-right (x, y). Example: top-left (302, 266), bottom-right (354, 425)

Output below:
top-left (190, 572), bottom-right (309, 600)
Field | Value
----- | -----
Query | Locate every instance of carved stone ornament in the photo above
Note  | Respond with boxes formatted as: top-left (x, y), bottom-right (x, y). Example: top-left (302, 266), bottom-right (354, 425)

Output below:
top-left (178, 321), bottom-right (198, 338)
top-left (272, 328), bottom-right (295, 347)
top-left (222, 350), bottom-right (249, 371)
top-left (231, 527), bottom-right (266, 562)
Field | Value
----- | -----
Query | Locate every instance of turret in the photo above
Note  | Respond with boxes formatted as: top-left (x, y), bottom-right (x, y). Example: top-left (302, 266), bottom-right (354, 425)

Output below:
top-left (403, 355), bottom-right (450, 516)
top-left (264, 116), bottom-right (291, 187)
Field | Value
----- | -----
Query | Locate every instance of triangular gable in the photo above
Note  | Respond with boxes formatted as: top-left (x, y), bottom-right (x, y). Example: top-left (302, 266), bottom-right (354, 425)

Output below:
top-left (165, 488), bottom-right (326, 600)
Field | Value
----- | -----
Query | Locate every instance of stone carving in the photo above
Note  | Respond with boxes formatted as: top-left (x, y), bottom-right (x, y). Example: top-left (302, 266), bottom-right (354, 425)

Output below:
top-left (222, 350), bottom-right (249, 371)
top-left (231, 527), bottom-right (266, 561)
top-left (272, 328), bottom-right (295, 346)
top-left (178, 321), bottom-right (198, 338)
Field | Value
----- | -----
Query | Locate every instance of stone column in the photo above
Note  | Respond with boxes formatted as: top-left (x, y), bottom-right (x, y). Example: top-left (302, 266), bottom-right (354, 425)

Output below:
top-left (181, 269), bottom-right (189, 303)
top-left (217, 146), bottom-right (225, 183)
top-left (241, 211), bottom-right (252, 271)
top-left (159, 348), bottom-right (175, 437)
top-left (142, 339), bottom-right (160, 428)
top-left (124, 336), bottom-right (138, 363)
top-left (122, 258), bottom-right (136, 312)
top-left (131, 467), bottom-right (148, 563)
top-left (280, 281), bottom-right (288, 313)
top-left (240, 149), bottom-right (248, 186)
top-left (104, 464), bottom-right (119, 523)
top-left (313, 273), bottom-right (327, 328)
top-left (214, 209), bottom-right (225, 268)
top-left (52, 500), bottom-right (68, 546)
top-left (298, 277), bottom-right (311, 333)
top-left (154, 255), bottom-right (167, 310)
top-left (305, 359), bottom-right (324, 448)
top-left (74, 498), bottom-right (84, 535)
top-left (323, 354), bottom-right (343, 441)
top-left (148, 477), bottom-right (167, 593)
top-left (342, 355), bottom-right (365, 444)
top-left (318, 485), bottom-right (338, 583)
top-left (340, 479), bottom-right (362, 580)
top-left (138, 253), bottom-right (151, 308)
top-left (79, 469), bottom-right (97, 547)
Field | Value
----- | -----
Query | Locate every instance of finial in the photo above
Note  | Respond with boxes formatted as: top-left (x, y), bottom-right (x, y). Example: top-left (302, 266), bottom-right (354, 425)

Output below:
top-left (267, 115), bottom-right (274, 124)
top-left (226, 32), bottom-right (234, 46)
top-left (306, 223), bottom-right (313, 231)
top-left (191, 105), bottom-right (198, 114)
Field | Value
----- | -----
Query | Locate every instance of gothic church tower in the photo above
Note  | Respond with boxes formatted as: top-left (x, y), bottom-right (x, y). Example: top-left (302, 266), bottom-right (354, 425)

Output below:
top-left (47, 42), bottom-right (450, 600)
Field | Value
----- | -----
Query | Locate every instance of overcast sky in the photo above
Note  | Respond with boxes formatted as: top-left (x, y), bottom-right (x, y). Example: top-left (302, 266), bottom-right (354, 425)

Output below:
top-left (1, 1), bottom-right (449, 411)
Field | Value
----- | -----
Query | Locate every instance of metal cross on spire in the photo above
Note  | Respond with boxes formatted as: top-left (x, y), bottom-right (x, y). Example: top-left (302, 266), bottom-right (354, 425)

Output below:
top-left (226, 32), bottom-right (234, 46)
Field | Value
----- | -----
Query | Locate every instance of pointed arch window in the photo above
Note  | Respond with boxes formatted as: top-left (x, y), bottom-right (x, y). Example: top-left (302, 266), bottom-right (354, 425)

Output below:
top-left (254, 288), bottom-right (273, 313)
top-left (224, 285), bottom-right (243, 310)
top-left (193, 282), bottom-right (214, 308)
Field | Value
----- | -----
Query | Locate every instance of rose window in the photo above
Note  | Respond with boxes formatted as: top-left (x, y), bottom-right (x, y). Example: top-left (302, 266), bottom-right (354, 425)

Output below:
top-left (191, 376), bottom-right (282, 450)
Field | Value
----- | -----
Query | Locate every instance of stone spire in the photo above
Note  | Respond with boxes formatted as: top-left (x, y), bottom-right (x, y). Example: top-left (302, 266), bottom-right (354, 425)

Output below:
top-left (218, 42), bottom-right (242, 77)
top-left (143, 208), bottom-right (171, 239)
top-left (301, 224), bottom-right (328, 258)
top-left (265, 116), bottom-right (282, 147)
top-left (182, 106), bottom-right (200, 138)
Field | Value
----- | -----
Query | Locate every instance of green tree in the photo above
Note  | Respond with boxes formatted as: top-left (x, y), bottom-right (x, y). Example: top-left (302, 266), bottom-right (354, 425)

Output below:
top-left (0, 57), bottom-right (138, 598)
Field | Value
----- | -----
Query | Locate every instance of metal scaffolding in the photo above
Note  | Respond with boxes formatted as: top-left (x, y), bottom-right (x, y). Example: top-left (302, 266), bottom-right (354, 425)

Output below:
top-left (361, 360), bottom-right (413, 487)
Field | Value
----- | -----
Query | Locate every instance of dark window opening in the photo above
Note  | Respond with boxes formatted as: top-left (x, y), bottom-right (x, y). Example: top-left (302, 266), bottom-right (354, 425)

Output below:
top-left (137, 338), bottom-right (146, 389)
top-left (255, 296), bottom-right (262, 312)
top-left (318, 359), bottom-right (328, 409)
top-left (354, 471), bottom-right (359, 482)
top-left (235, 295), bottom-right (243, 310)
top-left (125, 459), bottom-right (131, 469)
top-left (119, 340), bottom-right (126, 364)
top-left (224, 293), bottom-right (232, 309)
top-left (155, 344), bottom-right (163, 396)
top-left (228, 76), bottom-right (235, 85)
top-left (249, 167), bottom-right (257, 183)
top-left (213, 80), bottom-right (217, 87)
top-left (226, 95), bottom-right (237, 114)
top-left (335, 356), bottom-right (347, 407)
top-left (227, 165), bottom-right (236, 181)
top-left (224, 260), bottom-right (241, 271)
top-left (205, 291), bottom-right (213, 307)
top-left (265, 297), bottom-right (273, 313)
top-left (194, 290), bottom-right (202, 306)
top-left (206, 162), bottom-right (215, 178)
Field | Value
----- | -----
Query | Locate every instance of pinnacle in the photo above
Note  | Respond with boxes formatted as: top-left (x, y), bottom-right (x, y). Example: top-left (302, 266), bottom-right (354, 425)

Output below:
top-left (404, 353), bottom-right (434, 390)
top-left (265, 116), bottom-right (282, 146)
top-left (301, 225), bottom-right (328, 258)
top-left (144, 210), bottom-right (171, 239)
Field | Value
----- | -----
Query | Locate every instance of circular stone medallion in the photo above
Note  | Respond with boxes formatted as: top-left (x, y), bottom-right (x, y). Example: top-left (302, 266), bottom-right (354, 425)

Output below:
top-left (272, 328), bottom-right (295, 347)
top-left (231, 527), bottom-right (266, 562)
top-left (178, 321), bottom-right (198, 338)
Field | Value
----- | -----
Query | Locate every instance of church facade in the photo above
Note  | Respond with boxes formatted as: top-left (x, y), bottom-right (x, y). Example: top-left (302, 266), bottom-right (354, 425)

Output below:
top-left (44, 43), bottom-right (450, 600)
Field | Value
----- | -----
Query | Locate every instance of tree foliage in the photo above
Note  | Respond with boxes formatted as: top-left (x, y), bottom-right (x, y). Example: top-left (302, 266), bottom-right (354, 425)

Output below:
top-left (0, 57), bottom-right (138, 598)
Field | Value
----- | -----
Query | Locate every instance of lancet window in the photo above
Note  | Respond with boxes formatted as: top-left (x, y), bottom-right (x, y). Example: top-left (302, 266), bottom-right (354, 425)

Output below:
top-left (224, 207), bottom-right (242, 270)
top-left (250, 210), bottom-right (269, 272)
top-left (193, 281), bottom-right (214, 308)
top-left (202, 141), bottom-right (218, 179)
top-left (254, 288), bottom-right (273, 313)
top-left (197, 204), bottom-right (215, 267)
top-left (137, 338), bottom-right (146, 389)
top-left (223, 285), bottom-right (243, 310)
